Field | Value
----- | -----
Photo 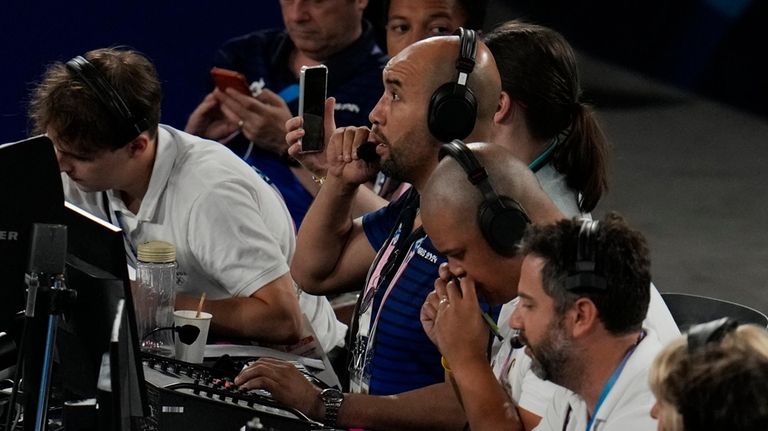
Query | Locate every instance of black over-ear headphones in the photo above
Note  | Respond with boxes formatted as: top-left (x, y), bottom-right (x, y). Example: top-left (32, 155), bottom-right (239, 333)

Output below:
top-left (438, 140), bottom-right (530, 256)
top-left (686, 317), bottom-right (739, 353)
top-left (428, 27), bottom-right (479, 143)
top-left (65, 55), bottom-right (149, 147)
top-left (565, 219), bottom-right (607, 291)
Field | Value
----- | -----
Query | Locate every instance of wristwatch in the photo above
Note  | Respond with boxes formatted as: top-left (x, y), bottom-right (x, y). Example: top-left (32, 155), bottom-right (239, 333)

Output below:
top-left (319, 387), bottom-right (344, 427)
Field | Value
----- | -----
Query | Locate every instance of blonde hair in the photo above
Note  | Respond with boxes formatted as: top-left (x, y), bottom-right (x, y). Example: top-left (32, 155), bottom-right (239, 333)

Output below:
top-left (649, 324), bottom-right (768, 431)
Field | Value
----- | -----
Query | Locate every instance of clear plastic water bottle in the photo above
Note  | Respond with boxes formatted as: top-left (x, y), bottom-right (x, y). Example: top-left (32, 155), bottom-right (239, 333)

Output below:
top-left (135, 240), bottom-right (177, 357)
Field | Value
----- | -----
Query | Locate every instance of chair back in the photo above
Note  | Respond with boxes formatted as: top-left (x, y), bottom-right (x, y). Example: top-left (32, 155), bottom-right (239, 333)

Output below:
top-left (661, 292), bottom-right (768, 331)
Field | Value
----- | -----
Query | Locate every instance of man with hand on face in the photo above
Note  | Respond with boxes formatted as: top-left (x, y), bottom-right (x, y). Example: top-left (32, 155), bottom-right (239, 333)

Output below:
top-left (289, 31), bottom-right (502, 397)
top-left (234, 32), bottom-right (504, 430)
top-left (420, 143), bottom-right (678, 430)
top-left (186, 0), bottom-right (387, 228)
top-left (369, 0), bottom-right (488, 199)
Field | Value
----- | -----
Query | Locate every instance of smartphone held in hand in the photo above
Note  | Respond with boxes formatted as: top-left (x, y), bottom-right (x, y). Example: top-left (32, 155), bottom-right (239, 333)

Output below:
top-left (298, 65), bottom-right (328, 153)
top-left (210, 67), bottom-right (251, 96)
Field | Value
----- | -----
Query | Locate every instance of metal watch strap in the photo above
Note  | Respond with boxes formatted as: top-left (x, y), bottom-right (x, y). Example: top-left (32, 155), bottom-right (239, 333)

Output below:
top-left (320, 388), bottom-right (343, 427)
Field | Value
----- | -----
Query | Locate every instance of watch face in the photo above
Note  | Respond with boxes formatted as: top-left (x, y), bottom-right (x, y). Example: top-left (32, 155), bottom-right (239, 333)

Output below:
top-left (321, 388), bottom-right (344, 401)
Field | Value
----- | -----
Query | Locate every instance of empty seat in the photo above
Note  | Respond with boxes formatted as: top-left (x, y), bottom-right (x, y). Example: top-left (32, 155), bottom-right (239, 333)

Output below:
top-left (661, 292), bottom-right (768, 331)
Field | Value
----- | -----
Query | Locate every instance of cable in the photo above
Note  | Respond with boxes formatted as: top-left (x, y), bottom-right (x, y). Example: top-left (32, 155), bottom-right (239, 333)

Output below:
top-left (3, 322), bottom-right (26, 431)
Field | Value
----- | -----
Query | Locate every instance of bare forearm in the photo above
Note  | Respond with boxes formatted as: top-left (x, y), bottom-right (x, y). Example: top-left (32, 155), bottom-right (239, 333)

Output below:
top-left (176, 294), bottom-right (301, 342)
top-left (336, 384), bottom-right (467, 431)
top-left (292, 177), bottom-right (361, 294)
top-left (449, 361), bottom-right (524, 431)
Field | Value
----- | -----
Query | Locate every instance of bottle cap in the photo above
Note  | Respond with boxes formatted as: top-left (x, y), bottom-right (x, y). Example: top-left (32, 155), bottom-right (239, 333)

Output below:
top-left (137, 240), bottom-right (176, 263)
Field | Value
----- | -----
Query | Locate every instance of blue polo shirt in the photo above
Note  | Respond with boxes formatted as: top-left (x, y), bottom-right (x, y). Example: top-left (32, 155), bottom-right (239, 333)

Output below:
top-left (214, 21), bottom-right (387, 228)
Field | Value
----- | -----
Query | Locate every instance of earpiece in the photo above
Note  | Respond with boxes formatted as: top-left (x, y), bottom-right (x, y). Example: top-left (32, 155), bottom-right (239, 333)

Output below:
top-left (565, 219), bottom-right (607, 291)
top-left (427, 27), bottom-right (479, 142)
top-left (686, 317), bottom-right (739, 353)
top-left (65, 55), bottom-right (149, 147)
top-left (438, 140), bottom-right (530, 256)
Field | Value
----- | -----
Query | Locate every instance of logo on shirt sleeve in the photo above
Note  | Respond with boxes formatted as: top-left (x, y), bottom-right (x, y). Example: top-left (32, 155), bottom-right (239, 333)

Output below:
top-left (416, 245), bottom-right (438, 264)
top-left (334, 103), bottom-right (360, 114)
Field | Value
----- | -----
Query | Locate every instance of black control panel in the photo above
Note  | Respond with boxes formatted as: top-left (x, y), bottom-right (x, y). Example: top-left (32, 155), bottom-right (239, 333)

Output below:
top-left (140, 353), bottom-right (329, 431)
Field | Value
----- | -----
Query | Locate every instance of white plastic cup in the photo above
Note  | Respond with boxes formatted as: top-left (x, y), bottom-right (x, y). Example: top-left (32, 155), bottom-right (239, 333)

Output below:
top-left (173, 310), bottom-right (212, 363)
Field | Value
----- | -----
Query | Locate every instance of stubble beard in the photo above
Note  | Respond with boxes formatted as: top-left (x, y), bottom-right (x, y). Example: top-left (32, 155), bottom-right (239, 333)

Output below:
top-left (529, 317), bottom-right (577, 387)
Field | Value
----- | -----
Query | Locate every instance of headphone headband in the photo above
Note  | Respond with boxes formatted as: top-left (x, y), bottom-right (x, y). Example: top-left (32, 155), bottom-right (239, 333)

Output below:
top-left (455, 27), bottom-right (477, 75)
top-left (438, 140), bottom-right (530, 256)
top-left (439, 140), bottom-right (494, 201)
top-left (427, 28), bottom-right (479, 142)
top-left (686, 317), bottom-right (739, 353)
top-left (565, 218), bottom-right (607, 291)
top-left (65, 55), bottom-right (149, 146)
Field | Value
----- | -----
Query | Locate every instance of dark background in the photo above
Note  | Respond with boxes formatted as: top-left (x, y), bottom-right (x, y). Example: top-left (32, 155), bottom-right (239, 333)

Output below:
top-left (2, 1), bottom-right (765, 141)
top-left (3, 1), bottom-right (766, 315)
top-left (0, 1), bottom-right (281, 143)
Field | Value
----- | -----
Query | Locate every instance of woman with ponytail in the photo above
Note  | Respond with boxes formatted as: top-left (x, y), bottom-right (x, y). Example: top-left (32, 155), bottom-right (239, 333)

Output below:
top-left (484, 21), bottom-right (609, 216)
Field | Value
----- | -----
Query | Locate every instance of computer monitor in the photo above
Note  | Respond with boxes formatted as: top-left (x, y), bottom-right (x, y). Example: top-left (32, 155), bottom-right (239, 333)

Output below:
top-left (0, 135), bottom-right (148, 425)
top-left (56, 201), bottom-right (149, 418)
top-left (0, 135), bottom-right (64, 333)
top-left (96, 298), bottom-right (138, 431)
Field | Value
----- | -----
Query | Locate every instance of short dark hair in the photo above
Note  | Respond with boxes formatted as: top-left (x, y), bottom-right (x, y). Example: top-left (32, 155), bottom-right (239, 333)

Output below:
top-left (520, 212), bottom-right (650, 335)
top-left (29, 47), bottom-right (162, 155)
top-left (483, 21), bottom-right (609, 212)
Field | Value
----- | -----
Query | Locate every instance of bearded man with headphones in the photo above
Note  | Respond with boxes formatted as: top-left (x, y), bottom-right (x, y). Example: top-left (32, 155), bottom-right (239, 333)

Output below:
top-left (422, 201), bottom-right (664, 431)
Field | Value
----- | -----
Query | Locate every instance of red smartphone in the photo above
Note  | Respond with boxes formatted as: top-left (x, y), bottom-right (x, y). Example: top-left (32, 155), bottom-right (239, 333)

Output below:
top-left (210, 67), bottom-right (251, 95)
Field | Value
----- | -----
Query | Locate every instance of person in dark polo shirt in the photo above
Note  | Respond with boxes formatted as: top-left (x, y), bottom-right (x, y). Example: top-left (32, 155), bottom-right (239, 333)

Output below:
top-left (186, 0), bottom-right (387, 228)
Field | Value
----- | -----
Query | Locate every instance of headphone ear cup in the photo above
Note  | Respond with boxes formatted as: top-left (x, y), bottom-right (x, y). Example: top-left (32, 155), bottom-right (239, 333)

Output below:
top-left (428, 83), bottom-right (477, 142)
top-left (478, 197), bottom-right (529, 256)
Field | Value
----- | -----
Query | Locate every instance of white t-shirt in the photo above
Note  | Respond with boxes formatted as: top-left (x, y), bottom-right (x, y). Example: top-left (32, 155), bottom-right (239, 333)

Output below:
top-left (63, 125), bottom-right (345, 352)
top-left (492, 283), bottom-right (679, 416)
top-left (491, 165), bottom-right (679, 416)
top-left (533, 329), bottom-right (662, 431)
top-left (536, 163), bottom-right (582, 218)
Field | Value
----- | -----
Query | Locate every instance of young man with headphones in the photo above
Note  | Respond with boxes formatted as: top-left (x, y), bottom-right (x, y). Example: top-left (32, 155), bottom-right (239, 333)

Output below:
top-left (28, 48), bottom-right (347, 352)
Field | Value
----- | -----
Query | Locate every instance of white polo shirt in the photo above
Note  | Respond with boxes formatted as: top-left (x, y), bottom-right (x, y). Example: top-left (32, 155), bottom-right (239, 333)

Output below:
top-left (533, 329), bottom-right (662, 431)
top-left (492, 283), bottom-right (678, 417)
top-left (63, 125), bottom-right (345, 351)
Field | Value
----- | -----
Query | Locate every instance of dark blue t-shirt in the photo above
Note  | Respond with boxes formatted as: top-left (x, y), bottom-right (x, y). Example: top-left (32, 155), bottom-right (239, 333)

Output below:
top-left (359, 191), bottom-right (446, 395)
top-left (214, 21), bottom-right (387, 228)
top-left (360, 190), bottom-right (500, 395)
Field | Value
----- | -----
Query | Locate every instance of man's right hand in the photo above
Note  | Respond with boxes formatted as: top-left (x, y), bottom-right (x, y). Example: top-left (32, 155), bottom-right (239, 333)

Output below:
top-left (185, 92), bottom-right (238, 140)
top-left (325, 125), bottom-right (379, 188)
top-left (235, 357), bottom-right (325, 421)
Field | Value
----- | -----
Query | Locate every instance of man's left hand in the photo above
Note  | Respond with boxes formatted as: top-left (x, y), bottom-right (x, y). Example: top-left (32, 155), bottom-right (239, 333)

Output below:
top-left (215, 88), bottom-right (292, 156)
top-left (423, 264), bottom-right (489, 368)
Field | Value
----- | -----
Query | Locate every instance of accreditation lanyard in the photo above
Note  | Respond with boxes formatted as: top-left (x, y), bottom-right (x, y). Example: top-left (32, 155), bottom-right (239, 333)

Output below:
top-left (102, 191), bottom-right (138, 268)
top-left (358, 189), bottom-right (420, 324)
top-left (575, 331), bottom-right (646, 431)
top-left (359, 226), bottom-right (402, 317)
top-left (359, 236), bottom-right (422, 370)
